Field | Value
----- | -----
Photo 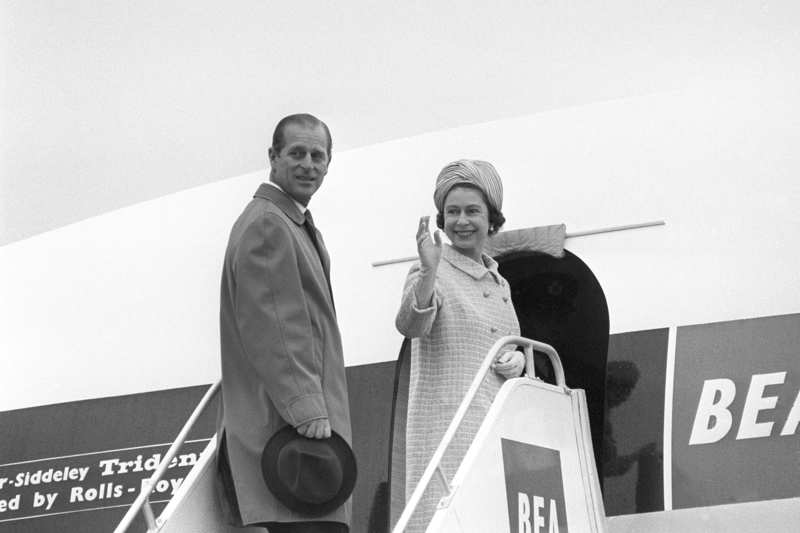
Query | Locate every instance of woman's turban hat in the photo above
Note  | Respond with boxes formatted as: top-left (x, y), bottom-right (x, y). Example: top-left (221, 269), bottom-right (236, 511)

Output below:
top-left (433, 159), bottom-right (504, 213)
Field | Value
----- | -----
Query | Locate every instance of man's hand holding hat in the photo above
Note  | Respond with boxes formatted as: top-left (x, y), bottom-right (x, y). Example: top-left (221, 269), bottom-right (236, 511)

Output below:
top-left (296, 418), bottom-right (331, 439)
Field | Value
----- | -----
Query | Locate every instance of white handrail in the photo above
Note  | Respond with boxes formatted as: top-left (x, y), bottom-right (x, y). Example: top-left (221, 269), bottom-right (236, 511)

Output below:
top-left (113, 380), bottom-right (221, 533)
top-left (392, 336), bottom-right (565, 532)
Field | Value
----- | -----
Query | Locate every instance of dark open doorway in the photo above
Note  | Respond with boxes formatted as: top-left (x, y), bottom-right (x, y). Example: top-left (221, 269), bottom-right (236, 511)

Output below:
top-left (497, 249), bottom-right (609, 477)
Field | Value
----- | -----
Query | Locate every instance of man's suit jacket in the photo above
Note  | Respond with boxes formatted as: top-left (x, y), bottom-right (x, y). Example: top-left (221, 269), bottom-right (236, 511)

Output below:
top-left (216, 183), bottom-right (352, 526)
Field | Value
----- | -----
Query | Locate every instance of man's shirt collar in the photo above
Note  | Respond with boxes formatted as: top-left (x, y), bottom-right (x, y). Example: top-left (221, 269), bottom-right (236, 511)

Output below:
top-left (254, 183), bottom-right (305, 225)
top-left (265, 181), bottom-right (307, 214)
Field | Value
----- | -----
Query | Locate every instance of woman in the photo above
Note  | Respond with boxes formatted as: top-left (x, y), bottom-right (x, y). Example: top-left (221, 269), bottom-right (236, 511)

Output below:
top-left (395, 159), bottom-right (524, 531)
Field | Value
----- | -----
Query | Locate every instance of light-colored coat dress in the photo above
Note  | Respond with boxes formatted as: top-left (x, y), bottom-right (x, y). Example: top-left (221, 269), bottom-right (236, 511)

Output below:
top-left (395, 244), bottom-right (520, 532)
top-left (216, 184), bottom-right (352, 526)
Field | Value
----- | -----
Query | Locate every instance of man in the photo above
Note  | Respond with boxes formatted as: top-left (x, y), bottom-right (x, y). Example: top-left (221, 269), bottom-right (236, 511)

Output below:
top-left (216, 113), bottom-right (352, 532)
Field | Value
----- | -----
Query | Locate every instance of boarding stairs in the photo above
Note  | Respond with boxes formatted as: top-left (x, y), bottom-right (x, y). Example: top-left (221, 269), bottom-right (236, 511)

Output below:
top-left (113, 337), bottom-right (606, 532)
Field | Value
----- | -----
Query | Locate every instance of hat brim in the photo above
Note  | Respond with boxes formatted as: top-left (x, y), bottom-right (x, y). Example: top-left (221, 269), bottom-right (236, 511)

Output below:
top-left (261, 425), bottom-right (357, 516)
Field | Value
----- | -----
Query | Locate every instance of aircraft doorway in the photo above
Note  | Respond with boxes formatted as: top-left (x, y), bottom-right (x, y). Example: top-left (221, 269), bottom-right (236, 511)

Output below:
top-left (497, 250), bottom-right (609, 478)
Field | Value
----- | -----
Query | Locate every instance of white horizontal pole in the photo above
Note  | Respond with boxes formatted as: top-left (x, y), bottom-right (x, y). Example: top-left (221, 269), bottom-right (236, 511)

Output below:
top-left (565, 219), bottom-right (665, 238)
top-left (371, 220), bottom-right (665, 268)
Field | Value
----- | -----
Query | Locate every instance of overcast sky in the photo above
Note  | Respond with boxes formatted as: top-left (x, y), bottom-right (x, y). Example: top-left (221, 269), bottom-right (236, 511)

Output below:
top-left (3, 1), bottom-right (799, 245)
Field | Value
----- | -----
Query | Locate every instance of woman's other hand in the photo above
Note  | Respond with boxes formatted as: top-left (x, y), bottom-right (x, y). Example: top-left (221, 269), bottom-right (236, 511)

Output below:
top-left (493, 350), bottom-right (525, 379)
top-left (416, 216), bottom-right (442, 272)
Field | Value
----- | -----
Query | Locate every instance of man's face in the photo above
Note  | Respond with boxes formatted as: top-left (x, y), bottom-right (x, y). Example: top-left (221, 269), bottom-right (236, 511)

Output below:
top-left (269, 123), bottom-right (330, 206)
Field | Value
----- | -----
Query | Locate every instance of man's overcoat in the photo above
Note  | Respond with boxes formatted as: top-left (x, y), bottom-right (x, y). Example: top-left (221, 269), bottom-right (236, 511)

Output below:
top-left (216, 184), bottom-right (351, 526)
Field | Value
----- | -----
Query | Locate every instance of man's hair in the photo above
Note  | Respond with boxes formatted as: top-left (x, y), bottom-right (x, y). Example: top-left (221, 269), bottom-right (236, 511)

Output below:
top-left (271, 113), bottom-right (332, 160)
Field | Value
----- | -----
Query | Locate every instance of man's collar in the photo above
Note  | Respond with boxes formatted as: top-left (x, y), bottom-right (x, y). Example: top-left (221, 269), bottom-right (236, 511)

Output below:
top-left (254, 183), bottom-right (306, 225)
top-left (264, 181), bottom-right (307, 214)
top-left (441, 244), bottom-right (501, 281)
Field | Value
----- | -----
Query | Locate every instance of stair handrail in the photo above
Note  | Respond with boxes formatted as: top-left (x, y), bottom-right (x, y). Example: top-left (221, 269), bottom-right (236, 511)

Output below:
top-left (113, 380), bottom-right (221, 533)
top-left (392, 336), bottom-right (565, 532)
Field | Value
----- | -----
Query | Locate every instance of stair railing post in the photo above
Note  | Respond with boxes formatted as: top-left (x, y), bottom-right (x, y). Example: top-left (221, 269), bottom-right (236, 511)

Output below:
top-left (141, 484), bottom-right (158, 531)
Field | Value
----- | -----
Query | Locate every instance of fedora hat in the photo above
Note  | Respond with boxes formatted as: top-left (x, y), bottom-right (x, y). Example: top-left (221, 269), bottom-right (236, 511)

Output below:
top-left (261, 425), bottom-right (357, 516)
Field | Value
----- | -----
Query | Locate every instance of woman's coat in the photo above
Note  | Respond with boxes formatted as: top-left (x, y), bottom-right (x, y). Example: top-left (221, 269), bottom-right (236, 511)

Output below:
top-left (395, 244), bottom-right (520, 532)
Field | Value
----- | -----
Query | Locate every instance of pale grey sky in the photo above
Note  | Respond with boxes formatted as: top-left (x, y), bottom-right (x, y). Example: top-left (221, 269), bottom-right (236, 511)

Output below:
top-left (3, 1), bottom-right (799, 244)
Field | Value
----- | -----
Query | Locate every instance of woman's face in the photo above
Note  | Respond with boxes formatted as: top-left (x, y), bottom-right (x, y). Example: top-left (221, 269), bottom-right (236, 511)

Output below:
top-left (442, 186), bottom-right (490, 261)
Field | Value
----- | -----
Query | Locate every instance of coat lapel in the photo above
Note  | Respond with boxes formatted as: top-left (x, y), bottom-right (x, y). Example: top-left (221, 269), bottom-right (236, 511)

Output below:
top-left (441, 244), bottom-right (501, 283)
top-left (254, 183), bottom-right (335, 307)
top-left (253, 183), bottom-right (305, 225)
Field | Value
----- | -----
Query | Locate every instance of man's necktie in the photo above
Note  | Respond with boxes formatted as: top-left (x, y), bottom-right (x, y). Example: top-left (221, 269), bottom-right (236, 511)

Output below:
top-left (303, 209), bottom-right (322, 261)
top-left (303, 210), bottom-right (334, 307)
